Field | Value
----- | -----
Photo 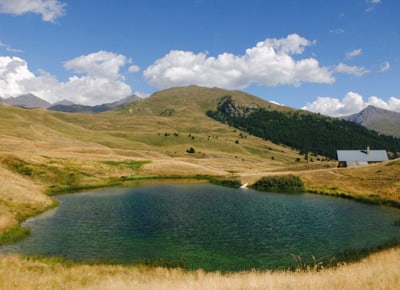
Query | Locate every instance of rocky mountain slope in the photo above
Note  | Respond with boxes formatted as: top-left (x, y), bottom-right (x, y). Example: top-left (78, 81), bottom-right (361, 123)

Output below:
top-left (0, 94), bottom-right (51, 108)
top-left (342, 105), bottom-right (400, 137)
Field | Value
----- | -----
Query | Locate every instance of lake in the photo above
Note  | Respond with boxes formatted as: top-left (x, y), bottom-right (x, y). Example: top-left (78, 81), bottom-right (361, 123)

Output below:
top-left (2, 183), bottom-right (400, 271)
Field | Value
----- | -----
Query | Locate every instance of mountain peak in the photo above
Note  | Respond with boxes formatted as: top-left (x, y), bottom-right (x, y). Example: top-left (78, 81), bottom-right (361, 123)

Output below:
top-left (363, 105), bottom-right (390, 113)
top-left (54, 99), bottom-right (75, 106)
top-left (342, 105), bottom-right (400, 137)
top-left (2, 94), bottom-right (51, 108)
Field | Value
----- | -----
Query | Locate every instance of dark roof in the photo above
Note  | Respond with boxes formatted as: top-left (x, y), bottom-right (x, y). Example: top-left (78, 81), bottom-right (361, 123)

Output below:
top-left (337, 150), bottom-right (388, 162)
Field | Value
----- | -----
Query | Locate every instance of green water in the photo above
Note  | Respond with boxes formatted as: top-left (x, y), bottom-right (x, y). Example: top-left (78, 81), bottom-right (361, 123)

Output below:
top-left (2, 183), bottom-right (400, 271)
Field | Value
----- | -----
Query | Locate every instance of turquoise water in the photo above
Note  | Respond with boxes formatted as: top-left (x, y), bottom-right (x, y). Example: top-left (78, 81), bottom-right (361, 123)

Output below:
top-left (2, 183), bottom-right (400, 271)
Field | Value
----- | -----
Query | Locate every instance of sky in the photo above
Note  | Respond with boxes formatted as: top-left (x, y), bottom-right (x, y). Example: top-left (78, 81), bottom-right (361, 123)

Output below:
top-left (0, 0), bottom-right (400, 116)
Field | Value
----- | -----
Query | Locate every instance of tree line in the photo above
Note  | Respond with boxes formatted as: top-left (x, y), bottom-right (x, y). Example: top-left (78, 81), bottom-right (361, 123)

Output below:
top-left (207, 98), bottom-right (400, 159)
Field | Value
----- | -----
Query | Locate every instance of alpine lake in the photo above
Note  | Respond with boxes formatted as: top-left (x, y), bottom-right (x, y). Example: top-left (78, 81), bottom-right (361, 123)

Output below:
top-left (2, 182), bottom-right (400, 272)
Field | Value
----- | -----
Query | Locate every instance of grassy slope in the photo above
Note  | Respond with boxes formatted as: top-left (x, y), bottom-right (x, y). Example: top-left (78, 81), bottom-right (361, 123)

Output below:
top-left (0, 87), bottom-right (307, 233)
top-left (299, 159), bottom-right (400, 205)
top-left (0, 85), bottom-right (399, 289)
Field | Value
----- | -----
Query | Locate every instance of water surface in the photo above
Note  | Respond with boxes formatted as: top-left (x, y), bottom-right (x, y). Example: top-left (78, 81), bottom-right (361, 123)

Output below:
top-left (2, 183), bottom-right (400, 271)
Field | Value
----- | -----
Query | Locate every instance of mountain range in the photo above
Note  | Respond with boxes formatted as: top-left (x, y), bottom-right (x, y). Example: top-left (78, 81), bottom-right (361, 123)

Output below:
top-left (342, 105), bottom-right (400, 137)
top-left (1, 88), bottom-right (400, 141)
top-left (0, 94), bottom-right (140, 113)
top-left (0, 94), bottom-right (52, 108)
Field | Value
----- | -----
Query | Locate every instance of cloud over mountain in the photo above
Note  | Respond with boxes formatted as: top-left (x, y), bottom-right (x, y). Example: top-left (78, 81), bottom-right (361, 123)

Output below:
top-left (303, 91), bottom-right (400, 116)
top-left (0, 51), bottom-right (138, 105)
top-left (144, 34), bottom-right (335, 89)
top-left (0, 56), bottom-right (34, 97)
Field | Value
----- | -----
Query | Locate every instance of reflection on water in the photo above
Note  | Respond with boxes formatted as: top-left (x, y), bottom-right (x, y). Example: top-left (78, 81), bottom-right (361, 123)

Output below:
top-left (2, 183), bottom-right (400, 271)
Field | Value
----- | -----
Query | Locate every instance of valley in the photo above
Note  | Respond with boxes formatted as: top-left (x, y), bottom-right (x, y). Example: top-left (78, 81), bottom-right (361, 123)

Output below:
top-left (0, 85), bottom-right (399, 289)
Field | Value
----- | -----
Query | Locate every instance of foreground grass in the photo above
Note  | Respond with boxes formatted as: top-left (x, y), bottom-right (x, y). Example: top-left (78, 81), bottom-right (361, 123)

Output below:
top-left (1, 247), bottom-right (399, 290)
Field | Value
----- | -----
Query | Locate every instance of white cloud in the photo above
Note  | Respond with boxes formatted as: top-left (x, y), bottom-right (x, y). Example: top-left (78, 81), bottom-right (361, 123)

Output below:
top-left (134, 91), bottom-right (150, 99)
top-left (64, 51), bottom-right (128, 80)
top-left (334, 63), bottom-right (369, 77)
top-left (269, 100), bottom-right (284, 106)
top-left (0, 56), bottom-right (35, 97)
top-left (303, 91), bottom-right (400, 116)
top-left (0, 51), bottom-right (139, 105)
top-left (345, 48), bottom-right (362, 60)
top-left (144, 34), bottom-right (335, 90)
top-left (378, 61), bottom-right (390, 73)
top-left (0, 0), bottom-right (66, 22)
top-left (128, 65), bottom-right (140, 73)
top-left (366, 0), bottom-right (382, 11)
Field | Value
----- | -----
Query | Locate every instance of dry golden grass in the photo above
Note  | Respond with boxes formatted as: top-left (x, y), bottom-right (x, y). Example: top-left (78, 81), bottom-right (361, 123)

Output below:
top-left (299, 160), bottom-right (400, 202)
top-left (1, 87), bottom-right (400, 289)
top-left (0, 164), bottom-right (52, 232)
top-left (0, 247), bottom-right (399, 290)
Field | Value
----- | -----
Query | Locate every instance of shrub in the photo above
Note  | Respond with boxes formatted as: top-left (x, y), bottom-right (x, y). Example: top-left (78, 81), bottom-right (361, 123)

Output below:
top-left (251, 175), bottom-right (305, 193)
top-left (186, 147), bottom-right (195, 154)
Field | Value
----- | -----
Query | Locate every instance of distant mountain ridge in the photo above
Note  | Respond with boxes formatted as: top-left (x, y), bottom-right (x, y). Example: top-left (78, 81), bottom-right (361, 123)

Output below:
top-left (0, 94), bottom-right (140, 113)
top-left (0, 94), bottom-right (51, 108)
top-left (342, 105), bottom-right (400, 137)
top-left (48, 95), bottom-right (140, 113)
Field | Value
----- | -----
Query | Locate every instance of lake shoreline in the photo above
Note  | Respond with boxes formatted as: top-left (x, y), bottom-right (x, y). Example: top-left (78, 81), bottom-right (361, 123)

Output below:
top-left (2, 180), bottom-right (400, 273)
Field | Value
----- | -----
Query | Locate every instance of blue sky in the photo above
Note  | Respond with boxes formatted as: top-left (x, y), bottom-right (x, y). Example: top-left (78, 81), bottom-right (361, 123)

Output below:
top-left (0, 0), bottom-right (399, 116)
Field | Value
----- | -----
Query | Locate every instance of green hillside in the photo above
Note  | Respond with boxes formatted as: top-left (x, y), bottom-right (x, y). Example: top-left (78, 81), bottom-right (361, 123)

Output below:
top-left (207, 96), bottom-right (400, 159)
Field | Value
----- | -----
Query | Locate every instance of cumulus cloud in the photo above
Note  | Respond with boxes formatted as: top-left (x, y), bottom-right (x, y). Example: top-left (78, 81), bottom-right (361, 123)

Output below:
top-left (64, 51), bottom-right (129, 79)
top-left (378, 61), bottom-right (390, 73)
top-left (0, 51), bottom-right (139, 105)
top-left (334, 63), bottom-right (369, 77)
top-left (303, 91), bottom-right (400, 116)
top-left (345, 48), bottom-right (362, 60)
top-left (0, 56), bottom-right (35, 97)
top-left (144, 34), bottom-right (335, 90)
top-left (0, 0), bottom-right (66, 22)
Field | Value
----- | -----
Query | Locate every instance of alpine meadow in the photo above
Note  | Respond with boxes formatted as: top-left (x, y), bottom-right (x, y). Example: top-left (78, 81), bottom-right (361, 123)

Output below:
top-left (0, 86), bottom-right (399, 289)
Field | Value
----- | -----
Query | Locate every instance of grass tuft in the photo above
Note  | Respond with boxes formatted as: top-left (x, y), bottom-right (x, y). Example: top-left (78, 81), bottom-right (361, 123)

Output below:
top-left (209, 177), bottom-right (241, 188)
top-left (0, 226), bottom-right (31, 246)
